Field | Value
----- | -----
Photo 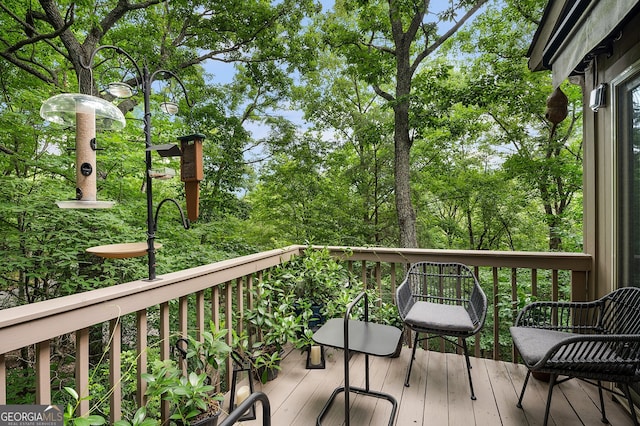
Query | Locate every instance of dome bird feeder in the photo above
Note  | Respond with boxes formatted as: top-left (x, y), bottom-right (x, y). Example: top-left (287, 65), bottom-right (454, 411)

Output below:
top-left (40, 93), bottom-right (126, 208)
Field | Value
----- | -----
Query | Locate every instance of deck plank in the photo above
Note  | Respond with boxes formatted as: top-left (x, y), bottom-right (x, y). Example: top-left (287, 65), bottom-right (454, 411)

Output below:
top-left (424, 350), bottom-right (450, 425)
top-left (468, 356), bottom-right (502, 425)
top-left (220, 346), bottom-right (636, 426)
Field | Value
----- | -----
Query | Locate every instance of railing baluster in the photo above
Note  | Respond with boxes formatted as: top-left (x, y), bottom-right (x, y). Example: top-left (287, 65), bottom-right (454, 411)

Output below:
top-left (136, 310), bottom-right (148, 407)
top-left (160, 302), bottom-right (171, 359)
top-left (225, 281), bottom-right (234, 390)
top-left (109, 319), bottom-right (122, 424)
top-left (0, 354), bottom-right (5, 404)
top-left (473, 266), bottom-right (481, 358)
top-left (179, 296), bottom-right (188, 338)
top-left (76, 328), bottom-right (90, 416)
top-left (492, 267), bottom-right (499, 361)
top-left (248, 273), bottom-right (255, 313)
top-left (35, 340), bottom-right (50, 404)
top-left (511, 268), bottom-right (518, 362)
top-left (375, 262), bottom-right (382, 306)
top-left (236, 277), bottom-right (244, 338)
top-left (390, 263), bottom-right (397, 303)
top-left (212, 286), bottom-right (220, 331)
top-left (160, 302), bottom-right (171, 422)
top-left (197, 290), bottom-right (205, 339)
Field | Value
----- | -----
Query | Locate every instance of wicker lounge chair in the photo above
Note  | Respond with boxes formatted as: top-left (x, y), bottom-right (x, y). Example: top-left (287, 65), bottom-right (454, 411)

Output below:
top-left (510, 286), bottom-right (640, 426)
top-left (396, 261), bottom-right (487, 399)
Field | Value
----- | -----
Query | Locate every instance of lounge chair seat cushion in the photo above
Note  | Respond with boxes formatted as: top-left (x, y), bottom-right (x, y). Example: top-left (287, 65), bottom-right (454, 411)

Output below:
top-left (510, 327), bottom-right (576, 366)
top-left (405, 301), bottom-right (475, 332)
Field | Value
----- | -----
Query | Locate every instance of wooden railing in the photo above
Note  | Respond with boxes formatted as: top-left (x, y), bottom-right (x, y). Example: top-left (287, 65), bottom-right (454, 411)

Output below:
top-left (0, 245), bottom-right (591, 423)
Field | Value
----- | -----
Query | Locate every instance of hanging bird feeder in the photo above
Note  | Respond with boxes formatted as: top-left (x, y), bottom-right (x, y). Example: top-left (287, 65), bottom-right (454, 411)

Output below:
top-left (40, 93), bottom-right (126, 208)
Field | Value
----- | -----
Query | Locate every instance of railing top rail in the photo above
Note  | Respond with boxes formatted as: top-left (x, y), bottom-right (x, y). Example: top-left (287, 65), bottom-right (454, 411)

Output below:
top-left (0, 246), bottom-right (303, 354)
top-left (321, 246), bottom-right (592, 271)
top-left (0, 245), bottom-right (592, 354)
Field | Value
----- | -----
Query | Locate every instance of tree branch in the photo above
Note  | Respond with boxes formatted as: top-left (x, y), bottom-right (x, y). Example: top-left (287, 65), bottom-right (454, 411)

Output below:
top-left (411, 0), bottom-right (487, 74)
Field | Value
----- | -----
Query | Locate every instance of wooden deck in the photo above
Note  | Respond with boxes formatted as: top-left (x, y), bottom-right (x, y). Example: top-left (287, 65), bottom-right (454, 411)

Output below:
top-left (220, 346), bottom-right (636, 426)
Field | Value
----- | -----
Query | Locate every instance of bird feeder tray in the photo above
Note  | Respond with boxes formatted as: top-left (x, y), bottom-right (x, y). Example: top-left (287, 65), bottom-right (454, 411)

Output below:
top-left (86, 242), bottom-right (162, 259)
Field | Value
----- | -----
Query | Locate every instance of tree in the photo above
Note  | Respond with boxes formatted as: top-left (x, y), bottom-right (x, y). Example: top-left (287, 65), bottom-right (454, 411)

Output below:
top-left (320, 0), bottom-right (487, 247)
top-left (449, 0), bottom-right (583, 250)
top-left (0, 0), bottom-right (317, 96)
top-left (0, 0), bottom-right (320, 303)
top-left (295, 51), bottom-right (396, 245)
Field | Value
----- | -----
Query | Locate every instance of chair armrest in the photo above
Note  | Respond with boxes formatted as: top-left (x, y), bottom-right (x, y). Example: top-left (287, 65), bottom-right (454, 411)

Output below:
top-left (514, 300), bottom-right (602, 332)
top-left (395, 279), bottom-right (413, 320)
top-left (531, 334), bottom-right (640, 374)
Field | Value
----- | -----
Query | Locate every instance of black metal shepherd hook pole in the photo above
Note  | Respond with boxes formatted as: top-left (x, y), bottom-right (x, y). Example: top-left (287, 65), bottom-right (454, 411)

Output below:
top-left (81, 45), bottom-right (192, 281)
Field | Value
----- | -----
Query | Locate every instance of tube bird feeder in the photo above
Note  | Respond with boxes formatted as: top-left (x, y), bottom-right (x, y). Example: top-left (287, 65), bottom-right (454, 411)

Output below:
top-left (40, 93), bottom-right (126, 208)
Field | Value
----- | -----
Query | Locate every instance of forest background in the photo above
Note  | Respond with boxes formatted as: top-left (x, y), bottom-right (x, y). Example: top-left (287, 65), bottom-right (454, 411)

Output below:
top-left (0, 0), bottom-right (583, 307)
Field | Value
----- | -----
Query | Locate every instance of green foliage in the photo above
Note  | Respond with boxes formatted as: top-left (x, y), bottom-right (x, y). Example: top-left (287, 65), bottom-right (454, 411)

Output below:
top-left (180, 324), bottom-right (232, 385)
top-left (63, 387), bottom-right (107, 426)
top-left (141, 325), bottom-right (231, 423)
top-left (144, 362), bottom-right (221, 424)
top-left (286, 247), bottom-right (350, 303)
top-left (113, 407), bottom-right (158, 426)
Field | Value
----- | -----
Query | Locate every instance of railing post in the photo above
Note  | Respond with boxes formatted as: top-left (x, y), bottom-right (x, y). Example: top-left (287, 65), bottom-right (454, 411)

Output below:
top-left (571, 270), bottom-right (589, 302)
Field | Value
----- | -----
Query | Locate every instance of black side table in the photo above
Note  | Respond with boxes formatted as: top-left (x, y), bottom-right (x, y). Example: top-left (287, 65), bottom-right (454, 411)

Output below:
top-left (312, 291), bottom-right (402, 426)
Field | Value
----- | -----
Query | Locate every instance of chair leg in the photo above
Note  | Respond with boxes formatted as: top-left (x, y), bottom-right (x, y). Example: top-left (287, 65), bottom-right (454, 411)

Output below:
top-left (623, 383), bottom-right (639, 426)
top-left (542, 373), bottom-right (558, 426)
top-left (462, 339), bottom-right (476, 400)
top-left (516, 370), bottom-right (531, 408)
top-left (404, 331), bottom-right (420, 387)
top-left (596, 381), bottom-right (609, 424)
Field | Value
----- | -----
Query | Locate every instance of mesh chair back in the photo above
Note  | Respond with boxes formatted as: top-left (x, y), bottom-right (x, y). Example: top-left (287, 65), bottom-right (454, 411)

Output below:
top-left (601, 287), bottom-right (640, 335)
top-left (399, 262), bottom-right (485, 329)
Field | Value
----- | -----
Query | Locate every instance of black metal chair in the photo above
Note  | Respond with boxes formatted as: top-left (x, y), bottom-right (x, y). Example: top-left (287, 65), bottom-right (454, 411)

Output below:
top-left (510, 286), bottom-right (640, 426)
top-left (396, 261), bottom-right (487, 399)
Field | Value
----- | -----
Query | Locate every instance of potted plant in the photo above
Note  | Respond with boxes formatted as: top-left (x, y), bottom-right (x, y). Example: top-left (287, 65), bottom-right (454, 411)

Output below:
top-left (257, 247), bottom-right (350, 331)
top-left (244, 296), bottom-right (301, 382)
top-left (288, 247), bottom-right (350, 328)
top-left (143, 323), bottom-right (231, 426)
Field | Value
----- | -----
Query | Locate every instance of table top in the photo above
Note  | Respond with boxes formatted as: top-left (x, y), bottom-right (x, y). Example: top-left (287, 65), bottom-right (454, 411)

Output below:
top-left (313, 318), bottom-right (402, 357)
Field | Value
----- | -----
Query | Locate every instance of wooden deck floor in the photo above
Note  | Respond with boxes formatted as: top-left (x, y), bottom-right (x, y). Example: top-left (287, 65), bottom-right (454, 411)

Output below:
top-left (220, 346), bottom-right (636, 426)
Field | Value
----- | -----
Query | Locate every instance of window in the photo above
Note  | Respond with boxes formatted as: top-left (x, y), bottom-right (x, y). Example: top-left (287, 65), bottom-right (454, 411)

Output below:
top-left (617, 72), bottom-right (640, 287)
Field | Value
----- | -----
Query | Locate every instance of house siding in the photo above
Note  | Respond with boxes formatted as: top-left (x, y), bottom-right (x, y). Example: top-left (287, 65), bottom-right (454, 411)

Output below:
top-left (584, 10), bottom-right (640, 298)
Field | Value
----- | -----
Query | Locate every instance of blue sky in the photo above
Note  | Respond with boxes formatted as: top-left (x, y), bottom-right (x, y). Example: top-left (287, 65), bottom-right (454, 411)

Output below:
top-left (200, 0), bottom-right (483, 143)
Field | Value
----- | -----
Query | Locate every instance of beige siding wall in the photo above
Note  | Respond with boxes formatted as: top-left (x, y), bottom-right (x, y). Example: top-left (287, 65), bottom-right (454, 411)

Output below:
top-left (583, 12), bottom-right (640, 298)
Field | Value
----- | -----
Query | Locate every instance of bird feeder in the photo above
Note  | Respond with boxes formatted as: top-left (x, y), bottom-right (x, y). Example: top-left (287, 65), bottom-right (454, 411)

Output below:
top-left (178, 134), bottom-right (205, 222)
top-left (40, 93), bottom-right (126, 208)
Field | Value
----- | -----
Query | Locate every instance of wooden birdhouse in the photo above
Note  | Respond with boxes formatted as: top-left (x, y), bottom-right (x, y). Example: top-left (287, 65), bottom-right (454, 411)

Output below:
top-left (178, 134), bottom-right (205, 222)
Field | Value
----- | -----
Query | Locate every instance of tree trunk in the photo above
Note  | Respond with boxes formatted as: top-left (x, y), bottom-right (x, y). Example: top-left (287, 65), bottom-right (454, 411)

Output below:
top-left (393, 31), bottom-right (418, 248)
top-left (394, 103), bottom-right (417, 248)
